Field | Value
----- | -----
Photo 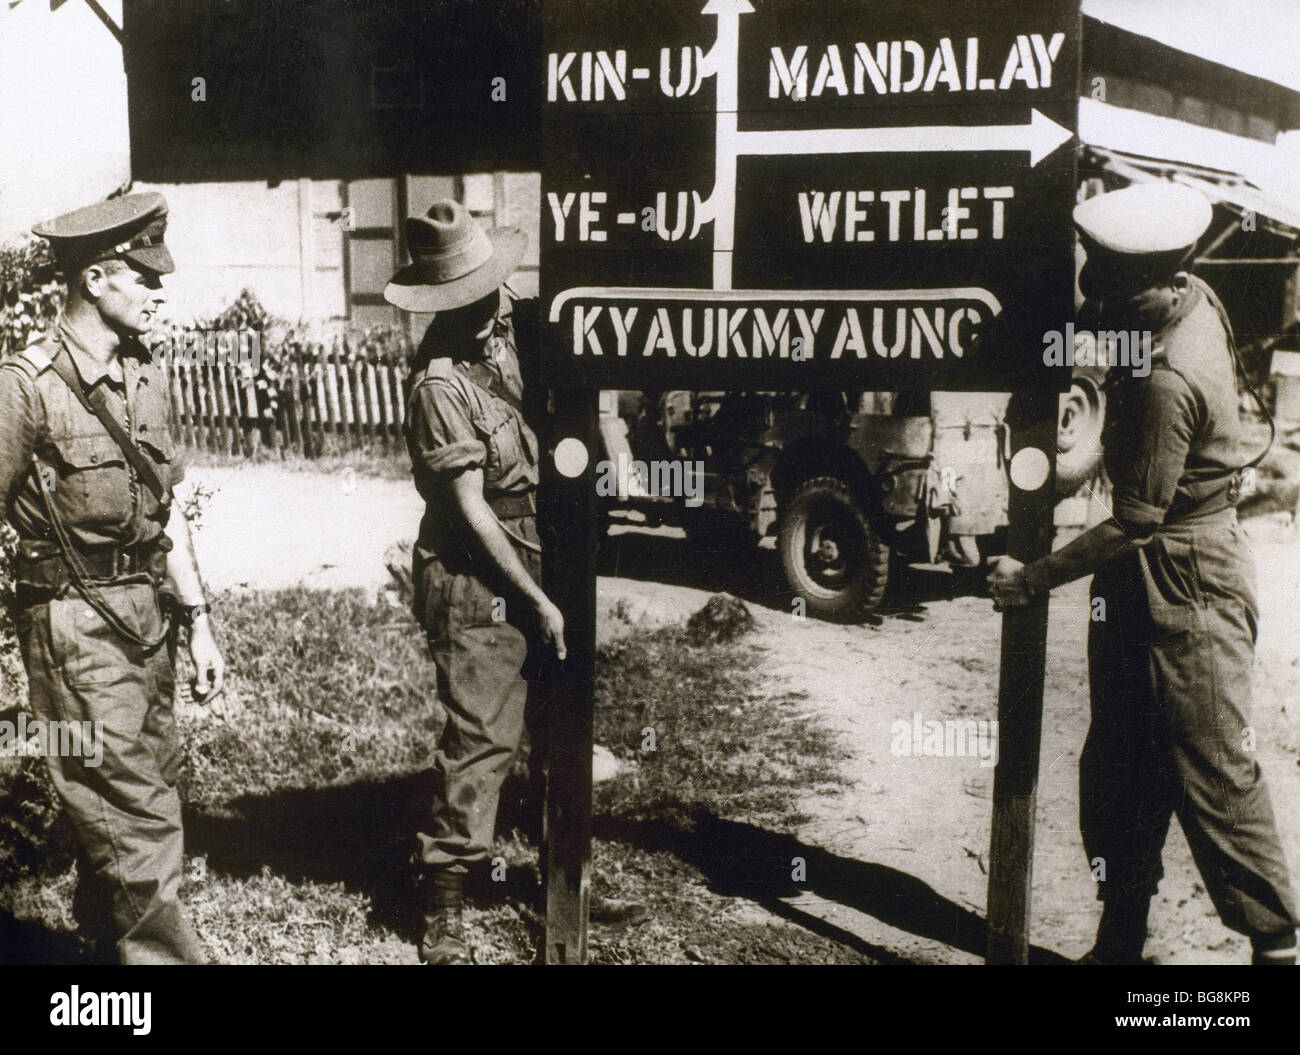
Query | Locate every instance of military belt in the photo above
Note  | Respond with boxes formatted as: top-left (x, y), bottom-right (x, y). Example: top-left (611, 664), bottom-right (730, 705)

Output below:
top-left (487, 490), bottom-right (536, 519)
top-left (14, 537), bottom-right (170, 599)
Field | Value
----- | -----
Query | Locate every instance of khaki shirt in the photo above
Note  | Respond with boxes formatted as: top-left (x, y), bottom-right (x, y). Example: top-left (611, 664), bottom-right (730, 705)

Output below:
top-left (1100, 277), bottom-right (1245, 533)
top-left (0, 318), bottom-right (181, 550)
top-left (404, 305), bottom-right (539, 565)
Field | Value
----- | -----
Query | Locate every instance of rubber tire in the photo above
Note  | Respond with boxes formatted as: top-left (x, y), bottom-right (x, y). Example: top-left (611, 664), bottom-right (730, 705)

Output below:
top-left (1056, 375), bottom-right (1106, 498)
top-left (778, 476), bottom-right (890, 621)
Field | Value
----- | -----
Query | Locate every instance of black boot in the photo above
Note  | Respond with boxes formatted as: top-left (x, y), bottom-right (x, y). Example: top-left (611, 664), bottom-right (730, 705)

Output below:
top-left (1250, 931), bottom-right (1297, 966)
top-left (419, 873), bottom-right (472, 965)
top-left (1076, 896), bottom-right (1151, 965)
top-left (72, 855), bottom-right (119, 965)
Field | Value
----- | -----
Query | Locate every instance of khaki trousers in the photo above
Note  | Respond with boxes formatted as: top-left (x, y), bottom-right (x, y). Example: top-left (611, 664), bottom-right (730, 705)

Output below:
top-left (15, 581), bottom-right (206, 964)
top-left (413, 517), bottom-right (542, 875)
top-left (1083, 510), bottom-right (1296, 941)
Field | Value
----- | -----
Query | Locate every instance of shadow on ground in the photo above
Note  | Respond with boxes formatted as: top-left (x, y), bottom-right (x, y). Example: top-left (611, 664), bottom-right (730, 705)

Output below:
top-left (593, 811), bottom-right (1069, 965)
top-left (0, 910), bottom-right (101, 966)
top-left (4, 779), bottom-right (1068, 964)
top-left (174, 774), bottom-right (1067, 964)
top-left (597, 527), bottom-right (988, 626)
top-left (181, 772), bottom-right (543, 943)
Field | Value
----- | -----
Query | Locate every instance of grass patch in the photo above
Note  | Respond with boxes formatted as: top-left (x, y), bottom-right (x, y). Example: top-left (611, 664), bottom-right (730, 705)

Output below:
top-left (2, 587), bottom-right (862, 965)
top-left (594, 625), bottom-right (844, 832)
top-left (180, 587), bottom-right (437, 805)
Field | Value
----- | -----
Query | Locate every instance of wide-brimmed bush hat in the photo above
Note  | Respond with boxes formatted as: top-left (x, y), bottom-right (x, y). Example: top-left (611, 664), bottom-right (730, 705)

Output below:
top-left (383, 199), bottom-right (526, 312)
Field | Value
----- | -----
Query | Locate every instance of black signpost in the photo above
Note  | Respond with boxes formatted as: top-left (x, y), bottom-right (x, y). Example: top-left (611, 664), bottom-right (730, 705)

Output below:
top-left (540, 0), bottom-right (1080, 964)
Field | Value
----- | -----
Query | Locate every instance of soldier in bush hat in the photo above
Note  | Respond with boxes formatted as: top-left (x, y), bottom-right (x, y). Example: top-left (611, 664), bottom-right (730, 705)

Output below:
top-left (0, 192), bottom-right (223, 964)
top-left (388, 199), bottom-right (562, 964)
top-left (988, 182), bottom-right (1297, 965)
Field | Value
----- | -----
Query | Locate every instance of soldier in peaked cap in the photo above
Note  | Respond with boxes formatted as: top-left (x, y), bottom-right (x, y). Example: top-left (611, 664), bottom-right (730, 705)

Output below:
top-left (989, 182), bottom-right (1297, 965)
top-left (1, 193), bottom-right (224, 963)
top-left (31, 192), bottom-right (176, 277)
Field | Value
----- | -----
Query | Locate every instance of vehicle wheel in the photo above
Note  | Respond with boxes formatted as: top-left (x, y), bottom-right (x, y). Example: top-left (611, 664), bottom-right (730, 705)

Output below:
top-left (778, 476), bottom-right (890, 620)
top-left (1056, 374), bottom-right (1106, 497)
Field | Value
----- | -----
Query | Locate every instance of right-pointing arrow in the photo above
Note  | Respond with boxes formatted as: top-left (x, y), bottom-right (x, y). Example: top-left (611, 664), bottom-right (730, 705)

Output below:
top-left (734, 108), bottom-right (1074, 167)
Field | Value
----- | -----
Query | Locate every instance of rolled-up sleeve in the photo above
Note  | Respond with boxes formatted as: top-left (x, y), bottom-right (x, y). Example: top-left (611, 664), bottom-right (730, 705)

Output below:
top-left (0, 365), bottom-right (38, 515)
top-left (1110, 370), bottom-right (1197, 536)
top-left (409, 379), bottom-right (486, 477)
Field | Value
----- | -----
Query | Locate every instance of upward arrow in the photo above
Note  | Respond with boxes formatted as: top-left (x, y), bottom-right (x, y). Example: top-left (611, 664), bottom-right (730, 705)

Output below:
top-left (700, 0), bottom-right (754, 14)
top-left (700, 0), bottom-right (753, 112)
top-left (699, 0), bottom-right (754, 288)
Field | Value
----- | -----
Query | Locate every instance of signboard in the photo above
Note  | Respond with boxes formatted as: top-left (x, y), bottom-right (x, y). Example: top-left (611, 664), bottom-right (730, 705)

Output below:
top-left (542, 0), bottom-right (1080, 392)
top-left (539, 0), bottom-right (1080, 966)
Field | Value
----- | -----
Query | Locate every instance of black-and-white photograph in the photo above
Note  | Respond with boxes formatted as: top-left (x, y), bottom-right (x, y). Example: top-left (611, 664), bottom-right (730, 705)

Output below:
top-left (2, 0), bottom-right (1299, 1022)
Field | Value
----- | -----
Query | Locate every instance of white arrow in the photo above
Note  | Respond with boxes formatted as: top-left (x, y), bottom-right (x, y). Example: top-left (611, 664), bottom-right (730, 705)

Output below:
top-left (734, 108), bottom-right (1074, 168)
top-left (693, 0), bottom-right (1073, 291)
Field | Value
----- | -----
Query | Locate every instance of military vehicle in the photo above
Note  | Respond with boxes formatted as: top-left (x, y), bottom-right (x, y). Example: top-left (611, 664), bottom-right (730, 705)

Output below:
top-left (597, 375), bottom-right (1107, 620)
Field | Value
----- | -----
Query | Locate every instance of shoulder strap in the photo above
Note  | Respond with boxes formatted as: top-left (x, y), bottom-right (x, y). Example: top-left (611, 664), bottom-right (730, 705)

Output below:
top-left (0, 344), bottom-right (53, 384)
top-left (456, 359), bottom-right (525, 416)
top-left (20, 343), bottom-right (55, 374)
top-left (408, 355), bottom-right (457, 388)
top-left (45, 343), bottom-right (170, 506)
top-left (405, 357), bottom-right (457, 423)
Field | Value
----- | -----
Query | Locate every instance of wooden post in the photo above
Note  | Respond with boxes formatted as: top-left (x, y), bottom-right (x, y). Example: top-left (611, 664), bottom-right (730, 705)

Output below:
top-left (986, 397), bottom-right (1059, 965)
top-left (365, 360), bottom-right (382, 450)
top-left (166, 351), bottom-right (188, 449)
top-left (389, 361), bottom-right (406, 445)
top-left (377, 359), bottom-right (396, 452)
top-left (285, 358), bottom-right (302, 454)
top-left (337, 344), bottom-right (356, 445)
top-left (187, 357), bottom-right (204, 452)
top-left (243, 363), bottom-right (261, 454)
top-left (312, 351), bottom-right (328, 456)
top-left (210, 354), bottom-right (230, 455)
top-left (540, 386), bottom-right (599, 965)
top-left (324, 345), bottom-right (342, 450)
top-left (197, 356), bottom-right (214, 453)
top-left (219, 352), bottom-right (244, 457)
top-left (351, 356), bottom-right (368, 447)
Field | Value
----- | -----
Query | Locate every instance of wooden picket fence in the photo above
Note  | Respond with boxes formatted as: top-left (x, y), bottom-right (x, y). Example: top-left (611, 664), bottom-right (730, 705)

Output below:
top-left (162, 331), bottom-right (411, 457)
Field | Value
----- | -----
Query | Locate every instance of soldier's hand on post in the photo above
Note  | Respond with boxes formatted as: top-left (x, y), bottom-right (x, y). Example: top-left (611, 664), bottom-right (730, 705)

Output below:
top-left (535, 597), bottom-right (567, 662)
top-left (188, 615), bottom-right (226, 703)
top-left (987, 556), bottom-right (1032, 611)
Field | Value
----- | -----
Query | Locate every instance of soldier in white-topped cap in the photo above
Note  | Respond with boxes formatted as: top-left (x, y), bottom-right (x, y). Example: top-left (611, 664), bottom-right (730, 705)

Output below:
top-left (989, 182), bottom-right (1297, 965)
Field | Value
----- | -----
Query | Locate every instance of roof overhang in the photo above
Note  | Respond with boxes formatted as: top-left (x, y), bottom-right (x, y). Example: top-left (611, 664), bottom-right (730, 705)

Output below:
top-left (1081, 98), bottom-right (1300, 259)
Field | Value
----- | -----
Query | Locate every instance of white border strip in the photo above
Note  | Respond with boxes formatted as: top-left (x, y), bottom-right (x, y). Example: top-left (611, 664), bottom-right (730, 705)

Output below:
top-left (548, 286), bottom-right (1003, 323)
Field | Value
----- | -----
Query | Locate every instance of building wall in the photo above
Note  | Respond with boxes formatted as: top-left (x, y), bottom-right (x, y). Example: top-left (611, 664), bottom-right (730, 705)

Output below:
top-left (132, 180), bottom-right (323, 323)
top-left (135, 172), bottom-right (541, 327)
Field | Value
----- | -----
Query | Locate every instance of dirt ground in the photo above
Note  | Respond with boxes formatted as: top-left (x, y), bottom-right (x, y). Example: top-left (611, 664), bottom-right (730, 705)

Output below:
top-left (177, 466), bottom-right (425, 596)
top-left (187, 464), bottom-right (1300, 965)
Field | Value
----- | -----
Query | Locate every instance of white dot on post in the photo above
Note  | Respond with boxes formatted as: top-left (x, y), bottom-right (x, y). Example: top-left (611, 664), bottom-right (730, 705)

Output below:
top-left (1009, 447), bottom-right (1050, 491)
top-left (554, 437), bottom-right (589, 478)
